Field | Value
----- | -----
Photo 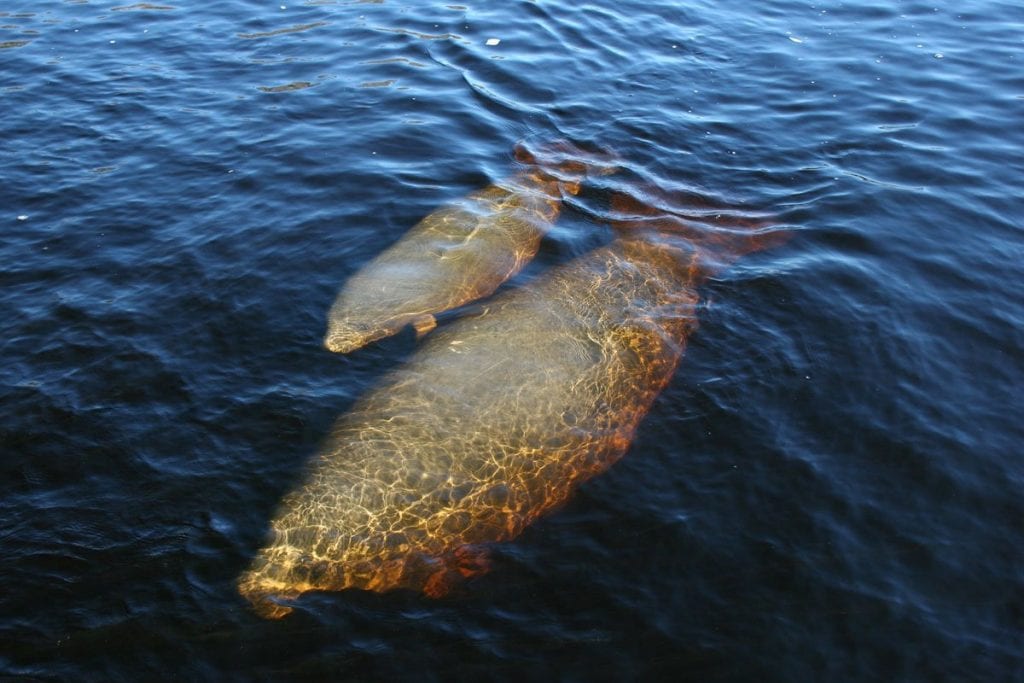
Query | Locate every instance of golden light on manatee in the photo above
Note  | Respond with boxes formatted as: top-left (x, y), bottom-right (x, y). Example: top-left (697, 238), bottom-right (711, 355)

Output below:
top-left (238, 156), bottom-right (785, 618)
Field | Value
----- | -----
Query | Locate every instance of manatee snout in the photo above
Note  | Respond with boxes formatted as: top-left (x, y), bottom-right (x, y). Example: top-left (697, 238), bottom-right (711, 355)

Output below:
top-left (323, 319), bottom-right (386, 354)
top-left (238, 539), bottom-right (338, 619)
top-left (239, 583), bottom-right (297, 619)
top-left (323, 329), bottom-right (364, 354)
top-left (237, 558), bottom-right (300, 619)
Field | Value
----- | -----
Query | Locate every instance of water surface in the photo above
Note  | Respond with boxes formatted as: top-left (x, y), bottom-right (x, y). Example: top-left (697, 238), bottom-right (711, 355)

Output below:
top-left (2, 0), bottom-right (1022, 680)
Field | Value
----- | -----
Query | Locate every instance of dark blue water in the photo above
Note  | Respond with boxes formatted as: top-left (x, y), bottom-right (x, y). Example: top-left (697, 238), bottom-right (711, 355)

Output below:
top-left (2, 1), bottom-right (1022, 680)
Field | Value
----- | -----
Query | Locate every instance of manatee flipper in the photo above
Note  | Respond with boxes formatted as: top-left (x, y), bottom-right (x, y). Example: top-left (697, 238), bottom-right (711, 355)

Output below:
top-left (412, 314), bottom-right (437, 340)
top-left (422, 544), bottom-right (493, 598)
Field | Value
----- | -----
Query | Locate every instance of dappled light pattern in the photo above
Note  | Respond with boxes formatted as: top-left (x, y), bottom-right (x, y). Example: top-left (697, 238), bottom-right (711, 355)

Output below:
top-left (239, 190), bottom-right (781, 617)
top-left (323, 142), bottom-right (614, 353)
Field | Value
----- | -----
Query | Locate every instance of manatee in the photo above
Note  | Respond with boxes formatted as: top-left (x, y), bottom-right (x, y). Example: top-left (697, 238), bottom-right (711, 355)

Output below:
top-left (240, 189), bottom-right (784, 618)
top-left (323, 142), bottom-right (614, 353)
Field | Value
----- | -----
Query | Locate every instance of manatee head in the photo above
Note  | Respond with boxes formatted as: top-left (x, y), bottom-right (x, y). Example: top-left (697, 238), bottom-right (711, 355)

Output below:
top-left (323, 317), bottom-right (392, 354)
top-left (238, 459), bottom-right (506, 617)
top-left (237, 541), bottom-right (309, 619)
top-left (324, 311), bottom-right (436, 353)
top-left (237, 525), bottom-right (374, 619)
top-left (238, 523), bottom-right (483, 618)
top-left (322, 286), bottom-right (415, 353)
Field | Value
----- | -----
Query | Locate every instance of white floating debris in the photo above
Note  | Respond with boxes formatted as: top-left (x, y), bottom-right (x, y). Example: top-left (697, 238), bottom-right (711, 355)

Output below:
top-left (788, 35), bottom-right (803, 44)
top-left (933, 52), bottom-right (944, 58)
top-left (17, 215), bottom-right (28, 221)
top-left (485, 38), bottom-right (500, 46)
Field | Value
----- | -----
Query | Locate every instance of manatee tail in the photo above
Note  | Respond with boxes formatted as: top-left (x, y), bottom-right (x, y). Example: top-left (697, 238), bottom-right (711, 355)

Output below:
top-left (609, 185), bottom-right (789, 276)
top-left (513, 139), bottom-right (620, 197)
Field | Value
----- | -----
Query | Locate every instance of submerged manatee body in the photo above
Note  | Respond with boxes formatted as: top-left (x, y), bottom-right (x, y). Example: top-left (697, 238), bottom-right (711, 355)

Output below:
top-left (239, 192), bottom-right (783, 617)
top-left (323, 143), bottom-right (610, 353)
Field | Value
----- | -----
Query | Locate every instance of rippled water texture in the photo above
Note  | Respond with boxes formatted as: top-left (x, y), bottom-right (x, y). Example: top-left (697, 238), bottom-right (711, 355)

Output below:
top-left (2, 1), bottom-right (1022, 680)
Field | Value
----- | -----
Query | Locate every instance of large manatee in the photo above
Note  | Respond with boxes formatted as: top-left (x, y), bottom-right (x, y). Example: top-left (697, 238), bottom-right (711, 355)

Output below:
top-left (241, 189), bottom-right (784, 617)
top-left (323, 142), bottom-right (613, 353)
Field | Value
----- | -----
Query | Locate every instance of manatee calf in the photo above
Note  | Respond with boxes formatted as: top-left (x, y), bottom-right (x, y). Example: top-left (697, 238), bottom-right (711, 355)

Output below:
top-left (323, 142), bottom-right (613, 353)
top-left (240, 190), bottom-right (783, 618)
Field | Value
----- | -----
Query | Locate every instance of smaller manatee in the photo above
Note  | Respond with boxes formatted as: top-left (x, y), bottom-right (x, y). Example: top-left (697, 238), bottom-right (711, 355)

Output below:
top-left (323, 141), bottom-right (616, 353)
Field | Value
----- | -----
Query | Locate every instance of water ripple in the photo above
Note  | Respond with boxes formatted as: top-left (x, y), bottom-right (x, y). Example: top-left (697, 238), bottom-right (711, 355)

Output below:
top-left (1, 0), bottom-right (1022, 679)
